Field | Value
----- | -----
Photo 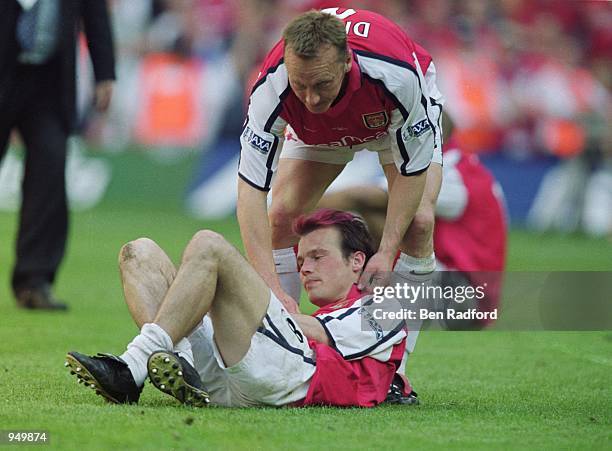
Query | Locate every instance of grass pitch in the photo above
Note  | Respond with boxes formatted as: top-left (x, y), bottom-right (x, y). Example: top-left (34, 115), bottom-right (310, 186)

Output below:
top-left (0, 151), bottom-right (610, 450)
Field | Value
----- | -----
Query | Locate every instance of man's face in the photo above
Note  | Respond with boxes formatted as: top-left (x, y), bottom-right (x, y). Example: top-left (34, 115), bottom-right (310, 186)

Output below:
top-left (285, 44), bottom-right (350, 114)
top-left (297, 227), bottom-right (364, 306)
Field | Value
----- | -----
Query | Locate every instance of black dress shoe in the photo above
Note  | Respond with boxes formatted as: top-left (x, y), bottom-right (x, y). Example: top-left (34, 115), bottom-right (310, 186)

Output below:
top-left (15, 285), bottom-right (68, 311)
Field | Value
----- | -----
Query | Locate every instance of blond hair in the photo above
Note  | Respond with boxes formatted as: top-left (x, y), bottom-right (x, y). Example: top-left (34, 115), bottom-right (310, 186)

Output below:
top-left (282, 11), bottom-right (347, 60)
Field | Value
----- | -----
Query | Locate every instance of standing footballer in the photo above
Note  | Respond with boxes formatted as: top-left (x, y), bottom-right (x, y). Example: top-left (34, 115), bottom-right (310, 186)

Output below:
top-left (237, 8), bottom-right (444, 327)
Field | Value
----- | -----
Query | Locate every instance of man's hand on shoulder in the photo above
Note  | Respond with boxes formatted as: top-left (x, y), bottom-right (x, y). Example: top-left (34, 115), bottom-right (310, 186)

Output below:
top-left (357, 251), bottom-right (394, 292)
top-left (276, 288), bottom-right (300, 314)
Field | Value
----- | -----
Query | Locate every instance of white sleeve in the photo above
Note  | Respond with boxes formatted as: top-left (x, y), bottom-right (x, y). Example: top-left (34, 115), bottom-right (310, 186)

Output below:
top-left (391, 59), bottom-right (444, 176)
top-left (315, 297), bottom-right (406, 361)
top-left (238, 65), bottom-right (289, 191)
top-left (436, 149), bottom-right (468, 220)
top-left (358, 54), bottom-right (444, 176)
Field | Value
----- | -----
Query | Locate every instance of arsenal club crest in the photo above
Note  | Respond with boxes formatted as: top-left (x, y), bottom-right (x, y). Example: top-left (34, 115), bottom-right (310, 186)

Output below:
top-left (362, 111), bottom-right (389, 129)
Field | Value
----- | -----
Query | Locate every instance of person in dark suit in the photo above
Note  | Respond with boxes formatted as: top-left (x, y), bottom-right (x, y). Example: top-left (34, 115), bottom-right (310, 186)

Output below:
top-left (0, 0), bottom-right (116, 310)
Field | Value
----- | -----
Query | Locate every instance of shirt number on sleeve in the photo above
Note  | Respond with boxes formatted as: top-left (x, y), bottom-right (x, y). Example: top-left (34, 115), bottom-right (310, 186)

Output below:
top-left (286, 318), bottom-right (304, 343)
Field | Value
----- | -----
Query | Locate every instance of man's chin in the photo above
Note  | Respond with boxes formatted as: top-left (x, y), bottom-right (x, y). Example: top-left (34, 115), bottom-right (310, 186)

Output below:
top-left (308, 291), bottom-right (337, 308)
top-left (306, 104), bottom-right (331, 114)
top-left (305, 289), bottom-right (324, 306)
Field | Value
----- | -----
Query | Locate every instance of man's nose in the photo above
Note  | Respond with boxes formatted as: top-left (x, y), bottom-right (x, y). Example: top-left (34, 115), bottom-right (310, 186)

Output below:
top-left (305, 89), bottom-right (320, 106)
top-left (301, 259), bottom-right (314, 274)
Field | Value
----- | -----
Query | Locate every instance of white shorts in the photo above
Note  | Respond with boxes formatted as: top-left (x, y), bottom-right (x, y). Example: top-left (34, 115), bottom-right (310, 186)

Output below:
top-left (281, 124), bottom-right (443, 168)
top-left (325, 150), bottom-right (387, 193)
top-left (187, 293), bottom-right (315, 407)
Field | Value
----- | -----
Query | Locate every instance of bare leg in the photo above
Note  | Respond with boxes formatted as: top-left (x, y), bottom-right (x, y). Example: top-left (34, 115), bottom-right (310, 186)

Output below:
top-left (384, 163), bottom-right (442, 363)
top-left (383, 163), bottom-right (442, 257)
top-left (154, 230), bottom-right (271, 367)
top-left (115, 238), bottom-right (194, 386)
top-left (118, 238), bottom-right (176, 327)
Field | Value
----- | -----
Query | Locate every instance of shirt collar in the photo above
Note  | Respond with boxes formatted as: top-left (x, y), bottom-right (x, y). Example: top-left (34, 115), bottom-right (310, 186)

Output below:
top-left (313, 284), bottom-right (365, 312)
top-left (345, 283), bottom-right (365, 301)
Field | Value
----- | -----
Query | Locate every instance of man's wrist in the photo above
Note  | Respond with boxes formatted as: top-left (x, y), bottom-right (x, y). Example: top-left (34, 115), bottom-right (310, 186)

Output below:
top-left (268, 276), bottom-right (289, 298)
top-left (267, 278), bottom-right (283, 294)
top-left (375, 245), bottom-right (398, 260)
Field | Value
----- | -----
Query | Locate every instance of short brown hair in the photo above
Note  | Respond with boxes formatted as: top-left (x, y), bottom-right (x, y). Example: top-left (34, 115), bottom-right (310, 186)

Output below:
top-left (293, 209), bottom-right (375, 265)
top-left (282, 11), bottom-right (347, 60)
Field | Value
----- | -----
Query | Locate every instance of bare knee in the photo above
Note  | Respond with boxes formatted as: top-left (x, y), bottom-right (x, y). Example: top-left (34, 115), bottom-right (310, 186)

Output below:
top-left (118, 237), bottom-right (158, 268)
top-left (182, 230), bottom-right (229, 264)
top-left (407, 207), bottom-right (435, 244)
top-left (269, 202), bottom-right (302, 241)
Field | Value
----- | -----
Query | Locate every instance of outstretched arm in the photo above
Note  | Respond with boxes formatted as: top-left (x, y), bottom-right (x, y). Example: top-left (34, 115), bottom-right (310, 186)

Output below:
top-left (358, 171), bottom-right (427, 290)
top-left (237, 178), bottom-right (298, 313)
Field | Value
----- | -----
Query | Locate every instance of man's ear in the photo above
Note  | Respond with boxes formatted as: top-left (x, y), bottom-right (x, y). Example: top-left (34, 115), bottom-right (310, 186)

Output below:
top-left (345, 49), bottom-right (352, 73)
top-left (351, 251), bottom-right (366, 272)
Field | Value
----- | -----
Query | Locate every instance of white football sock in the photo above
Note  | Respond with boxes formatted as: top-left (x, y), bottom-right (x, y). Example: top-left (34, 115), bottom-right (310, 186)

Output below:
top-left (397, 331), bottom-right (420, 375)
top-left (173, 338), bottom-right (194, 367)
top-left (394, 252), bottom-right (436, 371)
top-left (273, 247), bottom-right (301, 304)
top-left (394, 252), bottom-right (436, 281)
top-left (120, 323), bottom-right (174, 386)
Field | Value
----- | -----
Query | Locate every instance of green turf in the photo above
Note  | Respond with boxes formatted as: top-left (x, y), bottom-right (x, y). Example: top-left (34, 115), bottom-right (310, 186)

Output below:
top-left (0, 151), bottom-right (610, 450)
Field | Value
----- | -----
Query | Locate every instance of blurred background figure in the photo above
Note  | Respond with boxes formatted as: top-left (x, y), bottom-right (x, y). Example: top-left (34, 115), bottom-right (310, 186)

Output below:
top-left (0, 0), bottom-right (115, 310)
top-left (514, 12), bottom-right (612, 236)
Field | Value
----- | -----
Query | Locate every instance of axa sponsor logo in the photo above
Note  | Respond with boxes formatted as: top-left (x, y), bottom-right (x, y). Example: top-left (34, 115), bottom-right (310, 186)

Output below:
top-left (242, 126), bottom-right (273, 155)
top-left (403, 118), bottom-right (431, 140)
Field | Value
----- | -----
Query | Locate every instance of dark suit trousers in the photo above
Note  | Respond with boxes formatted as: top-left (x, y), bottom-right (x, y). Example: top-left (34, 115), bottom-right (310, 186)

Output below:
top-left (0, 62), bottom-right (68, 293)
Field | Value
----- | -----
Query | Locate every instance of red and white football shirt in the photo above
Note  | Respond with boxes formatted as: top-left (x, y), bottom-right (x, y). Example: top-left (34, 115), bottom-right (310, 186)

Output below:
top-left (239, 7), bottom-right (444, 191)
top-left (434, 148), bottom-right (507, 273)
top-left (296, 285), bottom-right (406, 407)
top-left (435, 147), bottom-right (507, 321)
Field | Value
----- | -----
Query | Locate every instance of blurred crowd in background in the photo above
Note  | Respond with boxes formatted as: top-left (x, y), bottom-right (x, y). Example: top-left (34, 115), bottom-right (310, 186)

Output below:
top-left (3, 0), bottom-right (612, 236)
top-left (99, 0), bottom-right (612, 153)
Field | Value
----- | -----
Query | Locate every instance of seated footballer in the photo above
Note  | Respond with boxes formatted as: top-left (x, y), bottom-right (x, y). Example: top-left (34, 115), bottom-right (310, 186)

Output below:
top-left (65, 209), bottom-right (412, 407)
